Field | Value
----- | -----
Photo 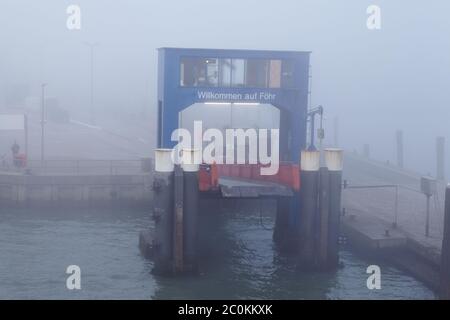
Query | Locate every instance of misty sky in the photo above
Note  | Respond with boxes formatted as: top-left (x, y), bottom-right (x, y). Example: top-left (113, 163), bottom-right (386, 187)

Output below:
top-left (1, 0), bottom-right (449, 174)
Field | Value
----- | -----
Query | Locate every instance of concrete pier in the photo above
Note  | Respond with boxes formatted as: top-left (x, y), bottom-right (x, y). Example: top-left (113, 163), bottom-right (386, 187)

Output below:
top-left (342, 151), bottom-right (447, 291)
top-left (0, 172), bottom-right (153, 208)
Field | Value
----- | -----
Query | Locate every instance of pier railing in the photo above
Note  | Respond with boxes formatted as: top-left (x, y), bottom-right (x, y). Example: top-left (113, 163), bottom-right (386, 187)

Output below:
top-left (1, 159), bottom-right (151, 175)
top-left (343, 180), bottom-right (445, 239)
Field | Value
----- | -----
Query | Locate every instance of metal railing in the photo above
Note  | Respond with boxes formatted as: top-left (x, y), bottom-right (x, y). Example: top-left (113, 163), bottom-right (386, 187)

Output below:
top-left (343, 181), bottom-right (401, 228)
top-left (1, 159), bottom-right (152, 176)
top-left (342, 180), bottom-right (442, 237)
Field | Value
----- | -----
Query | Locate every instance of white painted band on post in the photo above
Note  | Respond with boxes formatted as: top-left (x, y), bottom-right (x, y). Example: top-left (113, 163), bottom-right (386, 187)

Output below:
top-left (300, 150), bottom-right (320, 171)
top-left (324, 148), bottom-right (344, 171)
top-left (182, 148), bottom-right (201, 172)
top-left (155, 149), bottom-right (175, 172)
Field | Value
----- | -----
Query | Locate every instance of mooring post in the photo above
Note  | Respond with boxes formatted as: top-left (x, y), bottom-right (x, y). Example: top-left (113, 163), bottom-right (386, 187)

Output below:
top-left (298, 150), bottom-right (320, 270)
top-left (440, 186), bottom-right (450, 299)
top-left (396, 130), bottom-right (404, 168)
top-left (325, 148), bottom-right (344, 269)
top-left (173, 164), bottom-right (184, 274)
top-left (181, 148), bottom-right (200, 274)
top-left (437, 137), bottom-right (445, 181)
top-left (316, 166), bottom-right (330, 269)
top-left (153, 149), bottom-right (175, 275)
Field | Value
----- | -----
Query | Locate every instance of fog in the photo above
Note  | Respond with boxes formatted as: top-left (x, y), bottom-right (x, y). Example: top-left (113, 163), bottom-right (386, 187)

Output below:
top-left (1, 0), bottom-right (449, 176)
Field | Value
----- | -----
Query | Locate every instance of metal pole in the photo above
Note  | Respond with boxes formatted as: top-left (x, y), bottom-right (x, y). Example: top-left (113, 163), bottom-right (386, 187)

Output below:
top-left (41, 83), bottom-right (47, 165)
top-left (393, 185), bottom-right (399, 228)
top-left (309, 113), bottom-right (316, 151)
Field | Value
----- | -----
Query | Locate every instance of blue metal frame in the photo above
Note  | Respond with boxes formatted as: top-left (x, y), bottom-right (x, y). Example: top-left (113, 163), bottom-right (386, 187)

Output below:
top-left (157, 47), bottom-right (311, 162)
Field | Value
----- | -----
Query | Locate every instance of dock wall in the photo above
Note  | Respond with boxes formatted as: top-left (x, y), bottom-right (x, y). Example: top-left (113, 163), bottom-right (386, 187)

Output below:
top-left (0, 173), bottom-right (153, 209)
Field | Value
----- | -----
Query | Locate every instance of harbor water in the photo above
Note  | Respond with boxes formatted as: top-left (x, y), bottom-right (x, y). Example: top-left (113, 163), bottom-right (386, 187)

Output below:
top-left (0, 204), bottom-right (435, 300)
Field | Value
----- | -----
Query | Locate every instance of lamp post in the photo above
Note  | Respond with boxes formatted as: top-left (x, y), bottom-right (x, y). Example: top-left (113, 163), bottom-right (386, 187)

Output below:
top-left (84, 42), bottom-right (99, 125)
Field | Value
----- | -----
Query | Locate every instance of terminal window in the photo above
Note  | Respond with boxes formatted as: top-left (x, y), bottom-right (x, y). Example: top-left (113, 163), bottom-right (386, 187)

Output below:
top-left (180, 57), bottom-right (294, 88)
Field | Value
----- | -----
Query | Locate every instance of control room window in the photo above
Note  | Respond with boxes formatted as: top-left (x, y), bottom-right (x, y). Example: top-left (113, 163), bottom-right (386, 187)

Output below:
top-left (231, 59), bottom-right (246, 87)
top-left (246, 59), bottom-right (269, 88)
top-left (268, 60), bottom-right (282, 88)
top-left (281, 60), bottom-right (295, 88)
top-left (180, 57), bottom-right (218, 87)
top-left (205, 58), bottom-right (219, 86)
top-left (218, 59), bottom-right (232, 87)
top-left (180, 57), bottom-right (296, 88)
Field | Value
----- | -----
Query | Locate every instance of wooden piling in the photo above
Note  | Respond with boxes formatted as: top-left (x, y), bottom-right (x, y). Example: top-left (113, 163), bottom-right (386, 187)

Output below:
top-left (152, 149), bottom-right (175, 275)
top-left (316, 167), bottom-right (330, 269)
top-left (298, 150), bottom-right (320, 270)
top-left (173, 165), bottom-right (184, 274)
top-left (440, 186), bottom-right (450, 299)
top-left (182, 149), bottom-right (200, 274)
top-left (437, 137), bottom-right (445, 181)
top-left (325, 149), bottom-right (343, 269)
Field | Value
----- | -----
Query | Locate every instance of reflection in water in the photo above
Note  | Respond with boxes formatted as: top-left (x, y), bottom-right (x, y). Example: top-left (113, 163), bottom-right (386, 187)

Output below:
top-left (0, 204), bottom-right (435, 300)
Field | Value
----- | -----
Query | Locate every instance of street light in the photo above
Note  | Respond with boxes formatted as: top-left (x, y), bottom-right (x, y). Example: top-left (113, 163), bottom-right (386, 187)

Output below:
top-left (41, 83), bottom-right (47, 165)
top-left (83, 42), bottom-right (99, 125)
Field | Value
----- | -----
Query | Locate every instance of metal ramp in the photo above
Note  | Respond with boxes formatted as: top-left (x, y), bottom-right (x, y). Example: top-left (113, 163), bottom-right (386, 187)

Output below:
top-left (218, 176), bottom-right (294, 198)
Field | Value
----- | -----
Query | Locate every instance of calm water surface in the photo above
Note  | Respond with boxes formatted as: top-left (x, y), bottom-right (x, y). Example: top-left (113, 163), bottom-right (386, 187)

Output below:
top-left (0, 207), bottom-right (435, 299)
